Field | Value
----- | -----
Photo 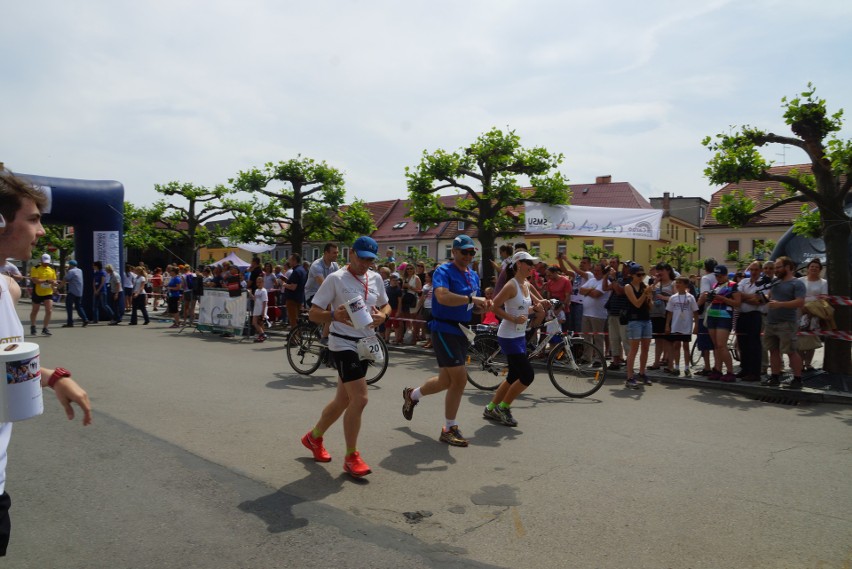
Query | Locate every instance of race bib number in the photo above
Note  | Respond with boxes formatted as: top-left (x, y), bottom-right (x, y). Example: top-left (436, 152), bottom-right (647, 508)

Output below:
top-left (357, 335), bottom-right (384, 362)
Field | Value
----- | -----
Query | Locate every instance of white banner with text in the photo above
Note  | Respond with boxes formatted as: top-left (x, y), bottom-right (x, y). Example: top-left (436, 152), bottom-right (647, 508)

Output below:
top-left (524, 201), bottom-right (663, 240)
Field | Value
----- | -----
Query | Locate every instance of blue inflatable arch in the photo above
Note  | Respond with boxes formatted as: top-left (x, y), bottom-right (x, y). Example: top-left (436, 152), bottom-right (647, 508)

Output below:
top-left (19, 172), bottom-right (124, 311)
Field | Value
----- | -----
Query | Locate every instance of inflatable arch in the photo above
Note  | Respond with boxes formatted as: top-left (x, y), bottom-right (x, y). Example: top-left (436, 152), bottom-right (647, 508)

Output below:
top-left (19, 172), bottom-right (124, 312)
top-left (771, 196), bottom-right (852, 268)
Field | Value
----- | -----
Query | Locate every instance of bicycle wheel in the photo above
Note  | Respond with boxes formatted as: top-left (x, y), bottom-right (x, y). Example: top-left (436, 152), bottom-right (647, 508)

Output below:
top-left (548, 340), bottom-right (606, 398)
top-left (466, 334), bottom-right (507, 391)
top-left (689, 340), bottom-right (702, 367)
top-left (364, 335), bottom-right (389, 385)
top-left (286, 324), bottom-right (323, 375)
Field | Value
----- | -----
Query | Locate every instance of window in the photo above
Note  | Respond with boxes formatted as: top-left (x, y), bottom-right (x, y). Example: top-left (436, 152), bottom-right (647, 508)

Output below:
top-left (274, 250), bottom-right (279, 261)
top-left (603, 239), bottom-right (614, 253)
top-left (407, 246), bottom-right (417, 255)
top-left (312, 247), bottom-right (319, 261)
top-left (583, 240), bottom-right (594, 248)
top-left (444, 244), bottom-right (453, 259)
top-left (420, 245), bottom-right (428, 255)
top-left (675, 225), bottom-right (679, 240)
top-left (392, 222), bottom-right (408, 230)
top-left (341, 247), bottom-right (349, 259)
top-left (530, 241), bottom-right (540, 256)
top-left (727, 240), bottom-right (739, 255)
top-left (557, 241), bottom-right (567, 255)
top-left (458, 221), bottom-right (465, 230)
top-left (699, 206), bottom-right (706, 220)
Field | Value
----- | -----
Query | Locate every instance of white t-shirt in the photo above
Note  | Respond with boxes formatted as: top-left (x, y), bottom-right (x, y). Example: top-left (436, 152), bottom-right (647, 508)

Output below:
top-left (666, 292), bottom-right (698, 334)
top-left (738, 278), bottom-right (767, 314)
top-left (311, 267), bottom-right (389, 352)
top-left (252, 288), bottom-right (268, 317)
top-left (699, 273), bottom-right (717, 294)
top-left (799, 276), bottom-right (827, 302)
top-left (0, 275), bottom-right (26, 494)
top-left (581, 277), bottom-right (610, 319)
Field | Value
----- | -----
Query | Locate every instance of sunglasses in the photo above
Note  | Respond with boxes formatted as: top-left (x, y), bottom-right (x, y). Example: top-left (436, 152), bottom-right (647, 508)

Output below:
top-left (458, 249), bottom-right (476, 256)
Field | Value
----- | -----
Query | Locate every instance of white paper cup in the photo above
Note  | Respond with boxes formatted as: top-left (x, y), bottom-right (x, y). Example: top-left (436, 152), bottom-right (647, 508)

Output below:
top-left (1, 342), bottom-right (44, 422)
top-left (344, 296), bottom-right (374, 329)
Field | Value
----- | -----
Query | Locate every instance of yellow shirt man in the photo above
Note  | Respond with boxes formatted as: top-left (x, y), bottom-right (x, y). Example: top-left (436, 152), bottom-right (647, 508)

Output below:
top-left (30, 264), bottom-right (57, 297)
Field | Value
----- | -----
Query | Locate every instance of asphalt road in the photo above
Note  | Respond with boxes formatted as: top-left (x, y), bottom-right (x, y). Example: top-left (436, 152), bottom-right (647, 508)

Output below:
top-left (4, 311), bottom-right (852, 568)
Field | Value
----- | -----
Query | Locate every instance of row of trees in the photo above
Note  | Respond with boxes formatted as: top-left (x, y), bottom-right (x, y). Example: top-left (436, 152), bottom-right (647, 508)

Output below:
top-left (36, 86), bottom-right (849, 373)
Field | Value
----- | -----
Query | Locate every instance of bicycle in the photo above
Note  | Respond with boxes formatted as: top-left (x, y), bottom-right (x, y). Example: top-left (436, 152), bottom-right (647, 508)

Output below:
top-left (465, 303), bottom-right (607, 398)
top-left (285, 318), bottom-right (389, 385)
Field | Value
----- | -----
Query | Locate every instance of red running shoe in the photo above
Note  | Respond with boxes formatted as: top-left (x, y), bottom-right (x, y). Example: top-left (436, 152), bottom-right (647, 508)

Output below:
top-left (301, 432), bottom-right (331, 462)
top-left (343, 451), bottom-right (372, 477)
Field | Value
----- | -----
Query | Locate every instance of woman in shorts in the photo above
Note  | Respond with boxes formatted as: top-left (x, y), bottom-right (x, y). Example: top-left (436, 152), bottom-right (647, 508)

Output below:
top-left (699, 264), bottom-right (742, 382)
top-left (624, 264), bottom-right (653, 389)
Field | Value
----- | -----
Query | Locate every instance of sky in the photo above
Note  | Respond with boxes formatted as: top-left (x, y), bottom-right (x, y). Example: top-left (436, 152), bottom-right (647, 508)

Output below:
top-left (2, 0), bottom-right (851, 211)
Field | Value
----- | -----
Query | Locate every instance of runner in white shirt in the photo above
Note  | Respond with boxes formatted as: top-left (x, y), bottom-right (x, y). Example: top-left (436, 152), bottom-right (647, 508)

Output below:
top-left (299, 236), bottom-right (390, 479)
top-left (0, 169), bottom-right (92, 556)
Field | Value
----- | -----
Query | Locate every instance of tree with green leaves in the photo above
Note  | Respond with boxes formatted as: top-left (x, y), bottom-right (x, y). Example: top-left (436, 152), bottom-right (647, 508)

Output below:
top-left (229, 156), bottom-right (375, 258)
top-left (703, 84), bottom-right (850, 375)
top-left (656, 243), bottom-right (699, 273)
top-left (406, 128), bottom-right (570, 285)
top-left (123, 202), bottom-right (171, 253)
top-left (39, 225), bottom-right (74, 278)
top-left (152, 181), bottom-right (252, 266)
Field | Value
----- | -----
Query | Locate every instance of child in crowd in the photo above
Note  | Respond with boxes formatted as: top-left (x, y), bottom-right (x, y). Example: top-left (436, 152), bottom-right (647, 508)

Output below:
top-left (251, 275), bottom-right (268, 342)
top-left (665, 276), bottom-right (698, 376)
top-left (481, 287), bottom-right (499, 326)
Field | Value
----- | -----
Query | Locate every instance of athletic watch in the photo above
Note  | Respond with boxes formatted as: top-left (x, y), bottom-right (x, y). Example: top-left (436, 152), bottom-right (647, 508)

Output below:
top-left (48, 367), bottom-right (71, 388)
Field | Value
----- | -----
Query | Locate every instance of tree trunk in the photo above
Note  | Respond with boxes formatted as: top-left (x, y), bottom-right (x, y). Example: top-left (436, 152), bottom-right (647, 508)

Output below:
top-left (821, 205), bottom-right (851, 376)
top-left (290, 188), bottom-right (304, 259)
top-left (478, 230), bottom-right (497, 290)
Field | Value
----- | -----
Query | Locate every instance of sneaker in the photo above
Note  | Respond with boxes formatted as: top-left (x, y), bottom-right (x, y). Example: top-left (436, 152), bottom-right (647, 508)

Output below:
top-left (640, 373), bottom-right (652, 386)
top-left (608, 361), bottom-right (623, 370)
top-left (496, 407), bottom-right (518, 427)
top-left (664, 368), bottom-right (679, 376)
top-left (439, 425), bottom-right (468, 447)
top-left (402, 387), bottom-right (418, 421)
top-left (169, 323), bottom-right (180, 329)
top-left (82, 320), bottom-right (88, 327)
top-left (720, 373), bottom-right (737, 383)
top-left (61, 323), bottom-right (74, 328)
top-left (254, 336), bottom-right (265, 343)
top-left (343, 451), bottom-right (372, 477)
top-left (41, 328), bottom-right (52, 336)
top-left (684, 369), bottom-right (693, 378)
top-left (30, 325), bottom-right (37, 336)
top-left (761, 375), bottom-right (781, 387)
top-left (781, 377), bottom-right (803, 390)
top-left (301, 432), bottom-right (331, 462)
top-left (483, 406), bottom-right (503, 423)
top-left (625, 377), bottom-right (640, 390)
top-left (591, 361), bottom-right (602, 369)
top-left (707, 370), bottom-right (722, 381)
top-left (741, 374), bottom-right (760, 382)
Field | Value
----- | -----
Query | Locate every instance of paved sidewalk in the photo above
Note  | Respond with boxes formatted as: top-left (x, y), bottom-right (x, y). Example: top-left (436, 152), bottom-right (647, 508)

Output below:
top-left (387, 341), bottom-right (852, 405)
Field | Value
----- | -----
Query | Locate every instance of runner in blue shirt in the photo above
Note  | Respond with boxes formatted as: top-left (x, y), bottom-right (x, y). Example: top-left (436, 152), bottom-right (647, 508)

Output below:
top-left (401, 235), bottom-right (492, 447)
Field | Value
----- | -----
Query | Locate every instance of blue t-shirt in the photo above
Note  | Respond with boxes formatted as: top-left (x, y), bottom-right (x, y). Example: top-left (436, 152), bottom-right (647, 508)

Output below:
top-left (93, 269), bottom-right (107, 290)
top-left (283, 265), bottom-right (307, 303)
top-left (429, 261), bottom-right (480, 336)
top-left (167, 276), bottom-right (183, 298)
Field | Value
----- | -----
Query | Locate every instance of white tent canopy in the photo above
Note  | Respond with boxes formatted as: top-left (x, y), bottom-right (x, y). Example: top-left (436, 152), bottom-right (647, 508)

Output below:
top-left (209, 252), bottom-right (250, 269)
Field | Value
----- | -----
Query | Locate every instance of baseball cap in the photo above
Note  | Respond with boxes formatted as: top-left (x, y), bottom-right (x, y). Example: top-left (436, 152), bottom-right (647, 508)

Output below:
top-left (629, 264), bottom-right (645, 275)
top-left (390, 272), bottom-right (400, 279)
top-left (68, 259), bottom-right (77, 266)
top-left (352, 236), bottom-right (378, 259)
top-left (452, 235), bottom-right (477, 250)
top-left (713, 264), bottom-right (728, 275)
top-left (41, 254), bottom-right (51, 263)
top-left (510, 251), bottom-right (538, 265)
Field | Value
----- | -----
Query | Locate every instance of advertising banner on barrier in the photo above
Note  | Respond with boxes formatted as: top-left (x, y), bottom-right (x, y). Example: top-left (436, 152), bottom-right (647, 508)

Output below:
top-left (197, 289), bottom-right (247, 335)
top-left (524, 201), bottom-right (663, 240)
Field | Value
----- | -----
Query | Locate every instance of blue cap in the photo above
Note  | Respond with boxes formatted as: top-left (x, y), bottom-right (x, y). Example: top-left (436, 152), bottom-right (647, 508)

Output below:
top-left (352, 236), bottom-right (378, 259)
top-left (452, 235), bottom-right (477, 250)
top-left (68, 260), bottom-right (77, 266)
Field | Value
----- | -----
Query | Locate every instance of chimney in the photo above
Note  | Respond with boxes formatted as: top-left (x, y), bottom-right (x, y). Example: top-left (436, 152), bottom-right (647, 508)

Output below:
top-left (595, 175), bottom-right (612, 184)
top-left (662, 192), bottom-right (670, 213)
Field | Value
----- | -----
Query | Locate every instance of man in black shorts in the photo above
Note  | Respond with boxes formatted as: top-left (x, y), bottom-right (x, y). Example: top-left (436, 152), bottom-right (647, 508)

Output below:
top-left (401, 235), bottom-right (492, 447)
top-left (29, 253), bottom-right (57, 335)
